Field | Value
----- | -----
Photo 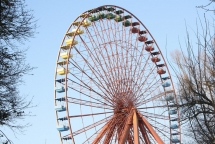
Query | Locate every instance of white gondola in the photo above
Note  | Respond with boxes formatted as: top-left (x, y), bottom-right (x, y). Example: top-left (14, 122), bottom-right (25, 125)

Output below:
top-left (162, 81), bottom-right (171, 87)
top-left (170, 124), bottom-right (178, 129)
top-left (55, 105), bottom-right (66, 112)
top-left (171, 138), bottom-right (180, 143)
top-left (56, 125), bottom-right (69, 132)
top-left (169, 110), bottom-right (177, 115)
top-left (165, 94), bottom-right (174, 101)
top-left (55, 86), bottom-right (65, 93)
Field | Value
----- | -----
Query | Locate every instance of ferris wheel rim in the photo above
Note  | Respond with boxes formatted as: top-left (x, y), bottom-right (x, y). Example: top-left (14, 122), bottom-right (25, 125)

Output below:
top-left (54, 5), bottom-right (181, 144)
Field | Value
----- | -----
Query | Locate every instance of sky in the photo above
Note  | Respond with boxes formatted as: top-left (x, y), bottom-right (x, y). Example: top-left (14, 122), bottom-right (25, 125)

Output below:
top-left (2, 0), bottom-right (215, 144)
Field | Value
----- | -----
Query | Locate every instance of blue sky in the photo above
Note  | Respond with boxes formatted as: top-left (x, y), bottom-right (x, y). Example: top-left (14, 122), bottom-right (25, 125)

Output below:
top-left (3, 0), bottom-right (214, 144)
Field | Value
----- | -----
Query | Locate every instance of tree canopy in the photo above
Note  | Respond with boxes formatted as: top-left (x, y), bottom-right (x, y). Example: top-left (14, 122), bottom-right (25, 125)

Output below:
top-left (0, 0), bottom-right (36, 143)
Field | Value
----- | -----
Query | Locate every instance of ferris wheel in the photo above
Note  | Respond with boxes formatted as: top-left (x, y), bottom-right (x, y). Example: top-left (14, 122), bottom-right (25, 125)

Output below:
top-left (54, 5), bottom-right (181, 144)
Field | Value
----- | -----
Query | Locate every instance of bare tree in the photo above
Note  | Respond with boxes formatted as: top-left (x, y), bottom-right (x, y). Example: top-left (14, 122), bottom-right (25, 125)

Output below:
top-left (0, 0), bottom-right (36, 143)
top-left (197, 0), bottom-right (215, 13)
top-left (170, 16), bottom-right (215, 143)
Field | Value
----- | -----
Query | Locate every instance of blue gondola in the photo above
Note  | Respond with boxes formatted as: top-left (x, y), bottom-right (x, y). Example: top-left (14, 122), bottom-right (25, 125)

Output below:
top-left (55, 86), bottom-right (65, 93)
top-left (57, 125), bottom-right (69, 131)
top-left (172, 138), bottom-right (180, 143)
top-left (161, 76), bottom-right (170, 80)
top-left (170, 124), bottom-right (178, 129)
top-left (55, 97), bottom-right (66, 101)
top-left (62, 136), bottom-right (71, 140)
top-left (56, 78), bottom-right (66, 83)
top-left (162, 82), bottom-right (171, 87)
top-left (55, 105), bottom-right (66, 112)
top-left (172, 133), bottom-right (179, 135)
top-left (58, 117), bottom-right (68, 121)
top-left (170, 118), bottom-right (178, 121)
top-left (165, 95), bottom-right (174, 101)
top-left (169, 110), bottom-right (177, 115)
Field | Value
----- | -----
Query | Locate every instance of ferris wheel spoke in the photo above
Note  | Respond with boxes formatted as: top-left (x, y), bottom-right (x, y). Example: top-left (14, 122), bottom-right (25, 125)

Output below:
top-left (82, 29), bottom-right (118, 95)
top-left (111, 18), bottom-right (124, 86)
top-left (114, 20), bottom-right (127, 94)
top-left (130, 53), bottom-right (151, 94)
top-left (91, 116), bottom-right (116, 144)
top-left (128, 30), bottom-right (140, 91)
top-left (135, 67), bottom-right (156, 101)
top-left (130, 47), bottom-right (146, 91)
top-left (121, 21), bottom-right (131, 91)
top-left (72, 115), bottom-right (112, 137)
top-left (137, 104), bottom-right (175, 110)
top-left (67, 77), bottom-right (106, 98)
top-left (69, 58), bottom-right (110, 94)
top-left (105, 19), bottom-right (128, 95)
top-left (147, 116), bottom-right (179, 134)
top-left (84, 26), bottom-right (115, 82)
top-left (67, 85), bottom-right (109, 106)
top-left (69, 111), bottom-right (113, 118)
top-left (136, 73), bottom-right (163, 102)
top-left (75, 37), bottom-right (116, 98)
top-left (90, 23), bottom-right (116, 78)
top-left (137, 81), bottom-right (170, 105)
top-left (123, 22), bottom-right (133, 93)
top-left (138, 90), bottom-right (174, 106)
top-left (149, 125), bottom-right (172, 142)
top-left (146, 117), bottom-right (179, 142)
top-left (133, 64), bottom-right (157, 96)
top-left (69, 50), bottom-right (113, 95)
top-left (67, 97), bottom-right (113, 109)
top-left (68, 59), bottom-right (114, 104)
top-left (139, 111), bottom-right (171, 120)
top-left (66, 77), bottom-right (112, 105)
top-left (82, 122), bottom-right (108, 144)
top-left (132, 52), bottom-right (150, 85)
top-left (91, 21), bottom-right (120, 94)
top-left (102, 19), bottom-right (124, 93)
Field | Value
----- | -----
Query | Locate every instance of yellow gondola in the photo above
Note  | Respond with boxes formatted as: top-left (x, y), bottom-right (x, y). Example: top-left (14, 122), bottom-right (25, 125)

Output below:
top-left (60, 52), bottom-right (73, 59)
top-left (66, 29), bottom-right (84, 36)
top-left (66, 39), bottom-right (78, 46)
top-left (57, 68), bottom-right (69, 75)
top-left (60, 45), bottom-right (70, 50)
top-left (72, 21), bottom-right (81, 26)
top-left (57, 61), bottom-right (67, 65)
top-left (82, 20), bottom-right (91, 27)
top-left (80, 13), bottom-right (87, 18)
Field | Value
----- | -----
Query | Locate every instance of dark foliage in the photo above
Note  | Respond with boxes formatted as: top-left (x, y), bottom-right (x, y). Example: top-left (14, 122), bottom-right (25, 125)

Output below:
top-left (170, 17), bottom-right (215, 143)
top-left (0, 0), bottom-right (36, 143)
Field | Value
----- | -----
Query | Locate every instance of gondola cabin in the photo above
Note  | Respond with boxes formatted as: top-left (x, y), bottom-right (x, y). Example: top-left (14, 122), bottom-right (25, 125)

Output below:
top-left (157, 68), bottom-right (166, 74)
top-left (162, 82), bottom-right (171, 87)
top-left (55, 105), bottom-right (66, 112)
top-left (165, 94), bottom-right (174, 101)
top-left (60, 52), bottom-right (73, 59)
top-left (67, 29), bottom-right (84, 36)
top-left (55, 86), bottom-right (65, 93)
top-left (82, 20), bottom-right (91, 27)
top-left (56, 125), bottom-right (69, 132)
top-left (151, 57), bottom-right (160, 62)
top-left (66, 39), bottom-right (78, 46)
top-left (170, 124), bottom-right (178, 129)
top-left (57, 68), bottom-right (69, 75)
top-left (138, 36), bottom-right (147, 42)
top-left (131, 27), bottom-right (139, 33)
top-left (172, 139), bottom-right (180, 143)
top-left (114, 15), bottom-right (123, 22)
top-left (145, 46), bottom-right (154, 52)
top-left (169, 110), bottom-right (177, 115)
